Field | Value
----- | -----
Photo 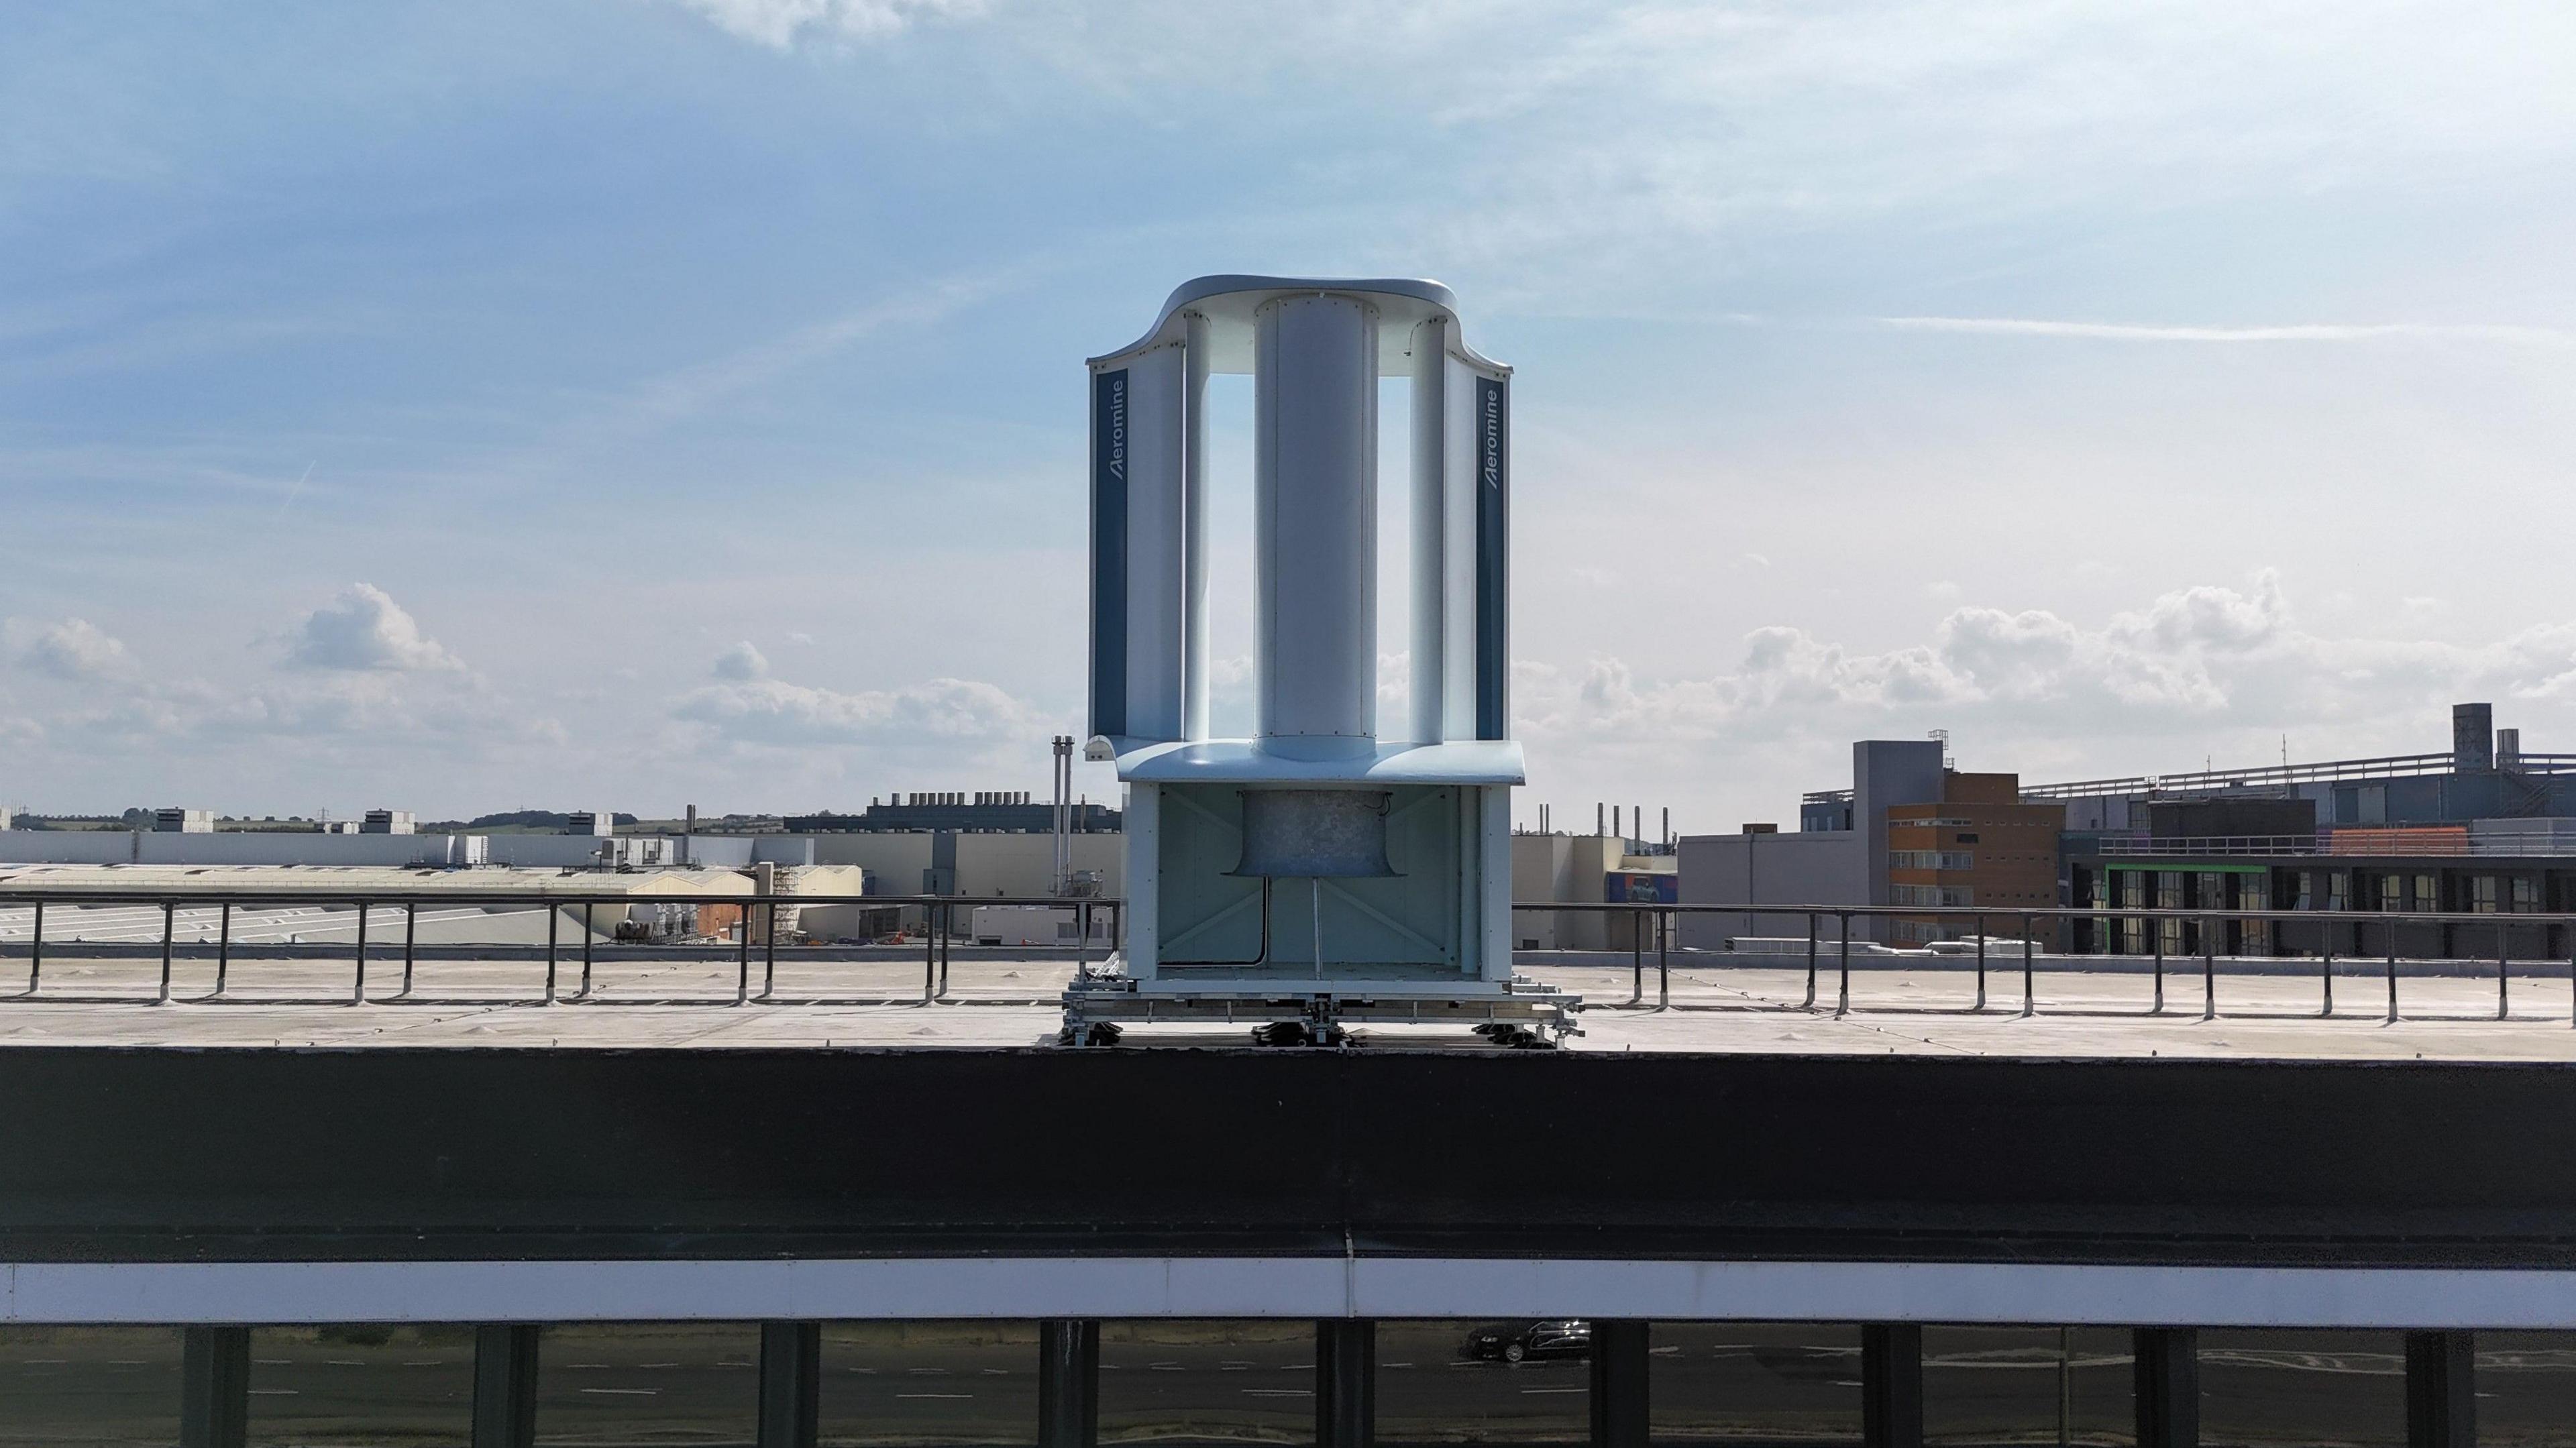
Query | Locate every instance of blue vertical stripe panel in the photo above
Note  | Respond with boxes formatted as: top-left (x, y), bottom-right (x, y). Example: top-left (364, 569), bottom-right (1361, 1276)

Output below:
top-left (1474, 376), bottom-right (1509, 740)
top-left (1091, 369), bottom-right (1130, 738)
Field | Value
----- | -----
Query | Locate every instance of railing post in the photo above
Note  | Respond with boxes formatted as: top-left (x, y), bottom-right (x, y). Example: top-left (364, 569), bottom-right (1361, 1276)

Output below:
top-left (1803, 912), bottom-right (1818, 1011)
top-left (158, 900), bottom-right (175, 1005)
top-left (352, 898), bottom-right (368, 1005)
top-left (402, 903), bottom-right (416, 997)
top-left (763, 897), bottom-right (780, 1000)
top-left (1974, 914), bottom-right (1986, 1012)
top-left (2151, 921), bottom-right (2164, 1015)
top-left (924, 905), bottom-right (937, 1003)
top-left (939, 901), bottom-right (952, 998)
top-left (2202, 917), bottom-right (2216, 1021)
top-left (2020, 915), bottom-right (2034, 1017)
top-left (544, 905), bottom-right (559, 1006)
top-left (2498, 923), bottom-right (2511, 1021)
top-left (735, 900), bottom-right (751, 1006)
top-left (1630, 907), bottom-right (1644, 1004)
top-left (215, 902), bottom-right (231, 997)
top-left (28, 898), bottom-right (40, 994)
top-left (1835, 912), bottom-right (1851, 1017)
top-left (2386, 918), bottom-right (2400, 1025)
top-left (580, 902), bottom-right (596, 1001)
top-left (2321, 927), bottom-right (2333, 1018)
top-left (1657, 909), bottom-right (1669, 1009)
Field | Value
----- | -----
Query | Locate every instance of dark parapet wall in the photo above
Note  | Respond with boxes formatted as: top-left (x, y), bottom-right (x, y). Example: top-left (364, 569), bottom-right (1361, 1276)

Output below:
top-left (4, 1048), bottom-right (2576, 1270)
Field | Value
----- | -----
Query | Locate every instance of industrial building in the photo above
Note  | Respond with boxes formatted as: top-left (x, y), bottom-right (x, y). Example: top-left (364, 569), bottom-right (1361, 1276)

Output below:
top-left (1685, 702), bottom-right (2576, 956)
top-left (0, 815), bottom-right (1119, 906)
top-left (786, 791), bottom-right (1120, 835)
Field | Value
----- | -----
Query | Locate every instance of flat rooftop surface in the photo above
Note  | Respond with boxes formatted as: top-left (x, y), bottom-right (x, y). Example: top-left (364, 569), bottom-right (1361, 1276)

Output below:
top-left (5, 953), bottom-right (2575, 1060)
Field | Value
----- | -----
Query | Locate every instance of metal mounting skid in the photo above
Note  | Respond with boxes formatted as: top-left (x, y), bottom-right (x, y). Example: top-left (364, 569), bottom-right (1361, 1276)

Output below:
top-left (1063, 276), bottom-right (1575, 1046)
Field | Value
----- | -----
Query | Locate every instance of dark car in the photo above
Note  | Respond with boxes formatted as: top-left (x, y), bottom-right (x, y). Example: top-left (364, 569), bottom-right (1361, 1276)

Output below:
top-left (1461, 1319), bottom-right (1591, 1363)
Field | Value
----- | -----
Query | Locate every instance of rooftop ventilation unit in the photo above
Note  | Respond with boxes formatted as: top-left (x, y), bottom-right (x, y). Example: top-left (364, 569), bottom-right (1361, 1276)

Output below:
top-left (1061, 276), bottom-right (1574, 1046)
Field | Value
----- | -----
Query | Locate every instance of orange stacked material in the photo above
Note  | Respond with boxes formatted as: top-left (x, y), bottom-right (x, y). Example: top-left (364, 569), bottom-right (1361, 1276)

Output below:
top-left (2327, 826), bottom-right (2470, 856)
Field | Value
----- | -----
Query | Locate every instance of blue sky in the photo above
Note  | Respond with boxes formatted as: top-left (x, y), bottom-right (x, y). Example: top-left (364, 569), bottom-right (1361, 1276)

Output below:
top-left (5, 0), bottom-right (2575, 828)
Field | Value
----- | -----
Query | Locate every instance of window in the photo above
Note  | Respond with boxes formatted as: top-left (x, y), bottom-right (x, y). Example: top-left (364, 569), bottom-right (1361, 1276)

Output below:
top-left (1924, 1326), bottom-right (2131, 1448)
top-left (250, 1325), bottom-right (473, 1447)
top-left (2199, 1330), bottom-right (2402, 1447)
top-left (1653, 1322), bottom-right (1862, 1445)
top-left (537, 1323), bottom-right (758, 1447)
top-left (2475, 1331), bottom-right (2576, 1443)
top-left (1889, 851), bottom-right (1974, 871)
top-left (2473, 877), bottom-right (2500, 913)
top-left (2413, 875), bottom-right (2438, 911)
top-left (1891, 884), bottom-right (1973, 908)
top-left (1098, 1321), bottom-right (1314, 1448)
top-left (822, 1322), bottom-right (1035, 1448)
top-left (1377, 1321), bottom-right (1585, 1445)
top-left (0, 1325), bottom-right (182, 1445)
top-left (2239, 876), bottom-right (2273, 956)
top-left (2512, 878), bottom-right (2538, 912)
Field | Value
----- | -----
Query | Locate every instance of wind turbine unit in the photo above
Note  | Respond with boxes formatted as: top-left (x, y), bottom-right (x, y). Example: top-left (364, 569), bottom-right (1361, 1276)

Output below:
top-left (1061, 276), bottom-right (1576, 1047)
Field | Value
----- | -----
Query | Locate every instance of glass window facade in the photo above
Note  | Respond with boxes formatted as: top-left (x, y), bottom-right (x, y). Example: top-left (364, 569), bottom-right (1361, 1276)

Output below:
top-left (2157, 873), bottom-right (2186, 957)
top-left (1650, 1321), bottom-right (1860, 1445)
top-left (2198, 1330), bottom-right (2404, 1448)
top-left (1923, 1326), bottom-right (2131, 1448)
top-left (1376, 1320), bottom-right (1587, 1445)
top-left (820, 1321), bottom-right (1037, 1448)
top-left (0, 1325), bottom-right (182, 1447)
top-left (19, 1317), bottom-right (2576, 1448)
top-left (248, 1325), bottom-right (474, 1447)
top-left (2238, 876), bottom-right (2272, 957)
top-left (535, 1323), bottom-right (759, 1447)
top-left (1097, 1321), bottom-right (1314, 1448)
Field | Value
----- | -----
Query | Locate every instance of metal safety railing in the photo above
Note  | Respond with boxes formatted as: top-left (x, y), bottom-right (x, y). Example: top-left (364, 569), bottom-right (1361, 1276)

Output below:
top-left (7, 886), bottom-right (2575, 1027)
top-left (0, 891), bottom-right (1119, 1008)
top-left (1512, 901), bottom-right (2576, 1026)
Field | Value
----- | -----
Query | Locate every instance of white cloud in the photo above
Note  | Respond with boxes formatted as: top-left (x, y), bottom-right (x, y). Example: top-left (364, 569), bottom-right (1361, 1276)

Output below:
top-left (285, 585), bottom-right (464, 673)
top-left (1519, 573), bottom-right (2576, 789)
top-left (13, 618), bottom-right (133, 680)
top-left (672, 673), bottom-right (1039, 746)
top-left (712, 641), bottom-right (770, 680)
top-left (657, 0), bottom-right (993, 48)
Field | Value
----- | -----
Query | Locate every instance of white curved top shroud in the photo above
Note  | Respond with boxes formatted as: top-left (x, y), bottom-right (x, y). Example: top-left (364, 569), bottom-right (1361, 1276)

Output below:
top-left (1089, 275), bottom-right (1509, 376)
